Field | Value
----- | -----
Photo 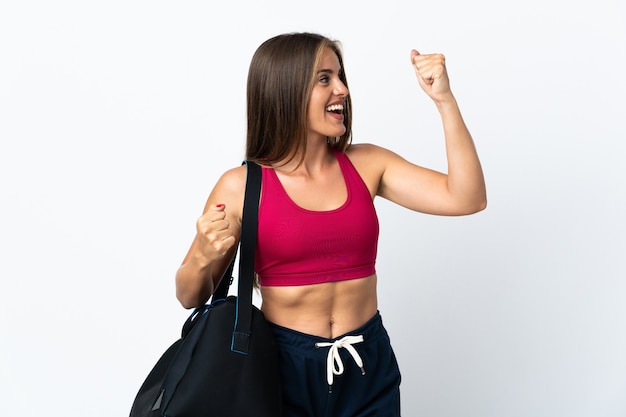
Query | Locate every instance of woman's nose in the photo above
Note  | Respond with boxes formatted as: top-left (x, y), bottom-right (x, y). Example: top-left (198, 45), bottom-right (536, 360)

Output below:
top-left (333, 80), bottom-right (349, 97)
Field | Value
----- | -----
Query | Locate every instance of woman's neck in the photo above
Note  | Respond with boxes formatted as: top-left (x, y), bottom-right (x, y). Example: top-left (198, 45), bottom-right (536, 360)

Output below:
top-left (274, 137), bottom-right (334, 176)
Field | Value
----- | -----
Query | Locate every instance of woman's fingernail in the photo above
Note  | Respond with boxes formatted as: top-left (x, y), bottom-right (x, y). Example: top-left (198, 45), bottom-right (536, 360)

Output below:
top-left (216, 204), bottom-right (225, 209)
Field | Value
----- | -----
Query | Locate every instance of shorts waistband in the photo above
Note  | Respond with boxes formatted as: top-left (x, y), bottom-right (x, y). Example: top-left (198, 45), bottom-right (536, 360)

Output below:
top-left (268, 311), bottom-right (385, 353)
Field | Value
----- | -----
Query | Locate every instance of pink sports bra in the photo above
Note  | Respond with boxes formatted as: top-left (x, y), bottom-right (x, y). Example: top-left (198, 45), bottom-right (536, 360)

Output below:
top-left (255, 150), bottom-right (379, 286)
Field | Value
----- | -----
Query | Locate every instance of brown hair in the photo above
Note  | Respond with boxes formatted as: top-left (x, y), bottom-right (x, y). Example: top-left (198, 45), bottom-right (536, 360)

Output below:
top-left (245, 32), bottom-right (352, 166)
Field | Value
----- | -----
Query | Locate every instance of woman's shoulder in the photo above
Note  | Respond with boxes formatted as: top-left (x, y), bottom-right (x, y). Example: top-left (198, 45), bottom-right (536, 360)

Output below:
top-left (344, 143), bottom-right (392, 197)
top-left (345, 142), bottom-right (400, 169)
top-left (346, 142), bottom-right (395, 159)
top-left (346, 142), bottom-right (380, 155)
top-left (198, 164), bottom-right (248, 224)
top-left (207, 165), bottom-right (248, 209)
top-left (215, 164), bottom-right (247, 190)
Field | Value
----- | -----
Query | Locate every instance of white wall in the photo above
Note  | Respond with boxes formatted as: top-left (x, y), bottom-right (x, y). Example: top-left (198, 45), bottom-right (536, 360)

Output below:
top-left (1, 1), bottom-right (625, 416)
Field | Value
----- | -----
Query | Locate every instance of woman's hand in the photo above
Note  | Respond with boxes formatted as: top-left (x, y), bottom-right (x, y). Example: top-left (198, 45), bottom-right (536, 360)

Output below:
top-left (410, 50), bottom-right (453, 104)
top-left (194, 203), bottom-right (237, 266)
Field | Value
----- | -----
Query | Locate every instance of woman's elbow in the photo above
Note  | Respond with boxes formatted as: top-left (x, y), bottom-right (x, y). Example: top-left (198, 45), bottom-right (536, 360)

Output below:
top-left (176, 289), bottom-right (208, 310)
top-left (465, 194), bottom-right (487, 215)
top-left (475, 195), bottom-right (488, 212)
top-left (176, 287), bottom-right (195, 309)
top-left (452, 193), bottom-right (487, 216)
top-left (177, 294), bottom-right (198, 310)
top-left (175, 277), bottom-right (211, 309)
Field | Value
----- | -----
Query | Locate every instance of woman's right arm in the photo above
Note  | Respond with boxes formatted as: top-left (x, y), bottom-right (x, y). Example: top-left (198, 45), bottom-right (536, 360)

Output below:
top-left (175, 166), bottom-right (247, 309)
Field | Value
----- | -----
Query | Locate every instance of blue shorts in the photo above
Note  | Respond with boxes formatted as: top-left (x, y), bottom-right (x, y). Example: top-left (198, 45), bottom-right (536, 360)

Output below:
top-left (269, 311), bottom-right (402, 417)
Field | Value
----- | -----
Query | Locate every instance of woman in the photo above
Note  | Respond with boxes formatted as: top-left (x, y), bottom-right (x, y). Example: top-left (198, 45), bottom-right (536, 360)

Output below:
top-left (175, 32), bottom-right (486, 416)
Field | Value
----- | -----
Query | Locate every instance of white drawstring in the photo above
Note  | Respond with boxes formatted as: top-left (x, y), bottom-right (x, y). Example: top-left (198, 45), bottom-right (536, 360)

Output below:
top-left (315, 335), bottom-right (366, 392)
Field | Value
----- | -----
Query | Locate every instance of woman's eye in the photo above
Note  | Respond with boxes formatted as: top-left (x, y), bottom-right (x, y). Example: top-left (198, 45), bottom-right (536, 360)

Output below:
top-left (319, 76), bottom-right (329, 83)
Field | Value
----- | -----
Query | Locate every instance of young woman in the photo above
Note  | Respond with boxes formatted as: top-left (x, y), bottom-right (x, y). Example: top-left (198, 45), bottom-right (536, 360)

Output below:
top-left (175, 32), bottom-right (486, 416)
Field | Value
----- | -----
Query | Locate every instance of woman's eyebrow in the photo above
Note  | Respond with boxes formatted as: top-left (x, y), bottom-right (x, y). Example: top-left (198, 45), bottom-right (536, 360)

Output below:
top-left (316, 68), bottom-right (342, 75)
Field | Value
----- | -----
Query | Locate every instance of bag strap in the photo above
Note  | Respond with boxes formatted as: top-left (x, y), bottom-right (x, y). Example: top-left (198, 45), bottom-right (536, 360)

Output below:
top-left (210, 254), bottom-right (235, 301)
top-left (231, 160), bottom-right (261, 353)
top-left (211, 160), bottom-right (260, 302)
top-left (207, 160), bottom-right (261, 354)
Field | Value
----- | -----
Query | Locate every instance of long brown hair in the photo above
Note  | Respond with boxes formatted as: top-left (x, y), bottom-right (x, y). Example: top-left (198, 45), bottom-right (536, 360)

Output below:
top-left (245, 32), bottom-right (352, 166)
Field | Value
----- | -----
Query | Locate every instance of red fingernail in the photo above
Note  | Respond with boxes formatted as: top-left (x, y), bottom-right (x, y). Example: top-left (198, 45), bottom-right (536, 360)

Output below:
top-left (216, 204), bottom-right (225, 209)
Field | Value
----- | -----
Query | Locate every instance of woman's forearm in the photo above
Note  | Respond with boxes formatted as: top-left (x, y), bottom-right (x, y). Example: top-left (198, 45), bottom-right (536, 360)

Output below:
top-left (437, 96), bottom-right (487, 213)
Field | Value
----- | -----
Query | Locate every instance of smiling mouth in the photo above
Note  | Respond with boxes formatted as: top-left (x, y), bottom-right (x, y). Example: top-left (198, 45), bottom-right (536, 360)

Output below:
top-left (326, 104), bottom-right (344, 114)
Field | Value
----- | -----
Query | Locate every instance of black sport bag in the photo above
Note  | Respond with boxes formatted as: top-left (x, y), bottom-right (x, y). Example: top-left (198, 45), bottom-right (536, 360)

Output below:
top-left (129, 161), bottom-right (282, 417)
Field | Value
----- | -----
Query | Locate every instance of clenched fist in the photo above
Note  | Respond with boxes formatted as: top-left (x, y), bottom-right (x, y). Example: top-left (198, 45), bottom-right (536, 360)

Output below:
top-left (194, 203), bottom-right (237, 265)
top-left (410, 50), bottom-right (453, 104)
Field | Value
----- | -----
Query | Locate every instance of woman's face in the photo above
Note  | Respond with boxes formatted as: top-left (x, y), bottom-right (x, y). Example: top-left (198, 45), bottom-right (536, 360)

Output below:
top-left (307, 48), bottom-right (349, 141)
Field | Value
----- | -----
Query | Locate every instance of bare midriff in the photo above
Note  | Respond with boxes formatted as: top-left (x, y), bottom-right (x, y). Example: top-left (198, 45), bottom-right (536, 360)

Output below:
top-left (260, 274), bottom-right (378, 339)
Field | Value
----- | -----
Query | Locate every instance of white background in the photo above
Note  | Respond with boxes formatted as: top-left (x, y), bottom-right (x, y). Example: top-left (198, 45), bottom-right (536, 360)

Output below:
top-left (1, 1), bottom-right (625, 416)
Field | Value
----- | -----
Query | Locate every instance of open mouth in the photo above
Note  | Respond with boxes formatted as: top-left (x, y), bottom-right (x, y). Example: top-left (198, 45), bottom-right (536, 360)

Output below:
top-left (326, 104), bottom-right (344, 115)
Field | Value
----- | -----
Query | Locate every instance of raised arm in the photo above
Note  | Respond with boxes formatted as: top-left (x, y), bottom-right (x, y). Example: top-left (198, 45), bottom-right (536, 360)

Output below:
top-left (175, 165), bottom-right (247, 308)
top-left (376, 50), bottom-right (486, 216)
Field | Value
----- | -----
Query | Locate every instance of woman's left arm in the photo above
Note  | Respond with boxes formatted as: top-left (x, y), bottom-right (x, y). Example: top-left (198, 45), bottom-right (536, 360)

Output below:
top-left (376, 50), bottom-right (486, 216)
